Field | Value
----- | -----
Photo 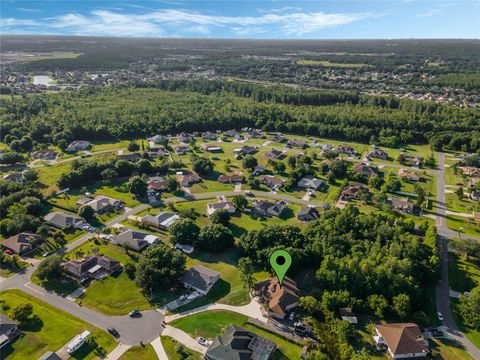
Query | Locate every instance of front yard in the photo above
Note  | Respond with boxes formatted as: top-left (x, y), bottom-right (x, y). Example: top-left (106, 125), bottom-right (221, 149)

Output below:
top-left (0, 289), bottom-right (116, 360)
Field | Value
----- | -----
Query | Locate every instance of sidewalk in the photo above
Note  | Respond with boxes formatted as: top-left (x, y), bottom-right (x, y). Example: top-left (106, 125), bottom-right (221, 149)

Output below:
top-left (104, 343), bottom-right (131, 360)
top-left (150, 337), bottom-right (169, 360)
top-left (162, 326), bottom-right (207, 353)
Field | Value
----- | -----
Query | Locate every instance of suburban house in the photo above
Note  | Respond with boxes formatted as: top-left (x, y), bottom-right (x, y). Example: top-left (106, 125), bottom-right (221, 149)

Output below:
top-left (44, 211), bottom-right (84, 229)
top-left (265, 149), bottom-right (285, 159)
top-left (247, 129), bottom-right (263, 138)
top-left (268, 134), bottom-right (287, 143)
top-left (64, 255), bottom-right (122, 281)
top-left (259, 175), bottom-right (285, 190)
top-left (339, 308), bottom-right (358, 326)
top-left (79, 196), bottom-right (124, 214)
top-left (388, 197), bottom-right (419, 215)
top-left (401, 153), bottom-right (423, 168)
top-left (207, 200), bottom-right (236, 215)
top-left (66, 140), bottom-right (91, 152)
top-left (176, 171), bottom-right (200, 187)
top-left (202, 144), bottom-right (222, 152)
top-left (298, 207), bottom-right (319, 222)
top-left (287, 138), bottom-right (307, 149)
top-left (252, 165), bottom-right (266, 176)
top-left (146, 146), bottom-right (168, 158)
top-left (117, 153), bottom-right (140, 162)
top-left (31, 149), bottom-right (58, 160)
top-left (0, 314), bottom-right (20, 350)
top-left (398, 168), bottom-right (420, 181)
top-left (141, 212), bottom-right (180, 229)
top-left (366, 146), bottom-right (388, 160)
top-left (297, 176), bottom-right (325, 190)
top-left (374, 323), bottom-right (429, 359)
top-left (233, 145), bottom-right (257, 156)
top-left (113, 229), bottom-right (160, 251)
top-left (148, 134), bottom-right (169, 145)
top-left (202, 131), bottom-right (218, 140)
top-left (337, 144), bottom-right (356, 156)
top-left (1, 232), bottom-right (41, 255)
top-left (182, 265), bottom-right (221, 295)
top-left (173, 144), bottom-right (189, 155)
top-left (341, 184), bottom-right (366, 201)
top-left (177, 132), bottom-right (194, 143)
top-left (2, 172), bottom-right (23, 183)
top-left (217, 174), bottom-right (243, 184)
top-left (223, 129), bottom-right (238, 138)
top-left (253, 200), bottom-right (287, 217)
top-left (205, 325), bottom-right (276, 360)
top-left (471, 189), bottom-right (480, 201)
top-left (147, 176), bottom-right (166, 191)
top-left (254, 277), bottom-right (300, 319)
top-left (458, 166), bottom-right (480, 177)
top-left (353, 163), bottom-right (379, 177)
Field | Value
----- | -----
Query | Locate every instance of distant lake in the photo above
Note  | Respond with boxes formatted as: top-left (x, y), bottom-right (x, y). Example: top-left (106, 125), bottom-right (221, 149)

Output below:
top-left (33, 75), bottom-right (54, 86)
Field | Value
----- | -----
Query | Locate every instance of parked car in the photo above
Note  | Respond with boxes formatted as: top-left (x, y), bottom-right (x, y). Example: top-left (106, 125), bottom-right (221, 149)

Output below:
top-left (3, 249), bottom-right (14, 255)
top-left (197, 337), bottom-right (209, 346)
top-left (437, 312), bottom-right (444, 321)
top-left (129, 310), bottom-right (140, 317)
top-left (179, 294), bottom-right (188, 301)
top-left (289, 312), bottom-right (295, 321)
top-left (43, 250), bottom-right (55, 257)
top-left (107, 327), bottom-right (119, 337)
top-left (430, 330), bottom-right (444, 338)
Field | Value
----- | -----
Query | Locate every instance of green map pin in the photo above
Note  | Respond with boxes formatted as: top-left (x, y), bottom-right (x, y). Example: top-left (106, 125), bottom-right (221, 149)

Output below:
top-left (270, 249), bottom-right (292, 286)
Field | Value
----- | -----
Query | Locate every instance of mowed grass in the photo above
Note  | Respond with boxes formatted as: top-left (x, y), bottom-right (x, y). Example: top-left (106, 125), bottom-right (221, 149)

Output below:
top-left (161, 336), bottom-right (202, 360)
top-left (445, 193), bottom-right (480, 213)
top-left (446, 215), bottom-right (480, 236)
top-left (429, 338), bottom-right (475, 360)
top-left (170, 310), bottom-right (303, 359)
top-left (0, 290), bottom-right (116, 360)
top-left (119, 344), bottom-right (158, 360)
top-left (297, 60), bottom-right (368, 68)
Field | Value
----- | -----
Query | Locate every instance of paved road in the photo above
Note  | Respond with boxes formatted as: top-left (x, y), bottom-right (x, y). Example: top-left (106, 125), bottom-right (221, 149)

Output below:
top-left (29, 149), bottom-right (123, 169)
top-left (434, 152), bottom-right (480, 358)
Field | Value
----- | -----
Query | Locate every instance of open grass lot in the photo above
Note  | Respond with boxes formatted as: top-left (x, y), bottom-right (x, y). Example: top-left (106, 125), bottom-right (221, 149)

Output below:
top-left (429, 338), bottom-right (475, 360)
top-left (178, 248), bottom-right (269, 310)
top-left (90, 140), bottom-right (136, 152)
top-left (446, 215), bottom-right (480, 237)
top-left (0, 290), bottom-right (116, 360)
top-left (445, 166), bottom-right (467, 186)
top-left (297, 59), bottom-right (369, 68)
top-left (445, 193), bottom-right (480, 214)
top-left (161, 336), bottom-right (202, 360)
top-left (170, 310), bottom-right (304, 359)
top-left (119, 344), bottom-right (158, 360)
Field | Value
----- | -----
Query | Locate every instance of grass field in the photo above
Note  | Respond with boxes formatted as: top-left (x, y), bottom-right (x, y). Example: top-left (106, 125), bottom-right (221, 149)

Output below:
top-left (445, 193), bottom-right (479, 214)
top-left (446, 215), bottom-right (480, 236)
top-left (0, 256), bottom-right (28, 278)
top-left (119, 344), bottom-right (158, 360)
top-left (297, 60), bottom-right (368, 68)
top-left (171, 310), bottom-right (303, 359)
top-left (429, 338), bottom-right (475, 360)
top-left (161, 336), bottom-right (202, 360)
top-left (0, 290), bottom-right (116, 360)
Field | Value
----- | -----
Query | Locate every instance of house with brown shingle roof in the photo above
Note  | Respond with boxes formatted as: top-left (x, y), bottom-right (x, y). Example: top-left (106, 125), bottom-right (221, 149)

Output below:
top-left (254, 277), bottom-right (299, 319)
top-left (1, 233), bottom-right (41, 255)
top-left (398, 168), bottom-right (420, 181)
top-left (374, 323), bottom-right (429, 359)
top-left (353, 162), bottom-right (379, 177)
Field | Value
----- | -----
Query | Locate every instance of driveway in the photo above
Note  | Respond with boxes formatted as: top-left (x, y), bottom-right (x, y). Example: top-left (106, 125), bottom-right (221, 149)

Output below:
top-left (162, 326), bottom-right (207, 354)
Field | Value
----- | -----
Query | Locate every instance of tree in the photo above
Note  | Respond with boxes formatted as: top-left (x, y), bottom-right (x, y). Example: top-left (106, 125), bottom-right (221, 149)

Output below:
top-left (135, 244), bottom-right (186, 291)
top-left (165, 176), bottom-right (179, 193)
top-left (368, 294), bottom-right (389, 318)
top-left (392, 293), bottom-right (411, 319)
top-left (456, 186), bottom-right (464, 199)
top-left (22, 170), bottom-right (38, 182)
top-left (128, 176), bottom-right (147, 198)
top-left (35, 255), bottom-right (63, 280)
top-left (242, 155), bottom-right (258, 170)
top-left (209, 209), bottom-right (231, 226)
top-left (124, 262), bottom-right (136, 279)
top-left (232, 195), bottom-right (248, 211)
top-left (273, 161), bottom-right (286, 174)
top-left (300, 296), bottom-right (322, 316)
top-left (198, 224), bottom-right (234, 252)
top-left (458, 286), bottom-right (480, 330)
top-left (238, 257), bottom-right (255, 290)
top-left (368, 175), bottom-right (383, 190)
top-left (169, 218), bottom-right (200, 245)
top-left (192, 156), bottom-right (213, 176)
top-left (36, 224), bottom-right (50, 239)
top-left (101, 168), bottom-right (117, 181)
top-left (128, 141), bottom-right (140, 152)
top-left (136, 159), bottom-right (153, 174)
top-left (9, 303), bottom-right (33, 324)
top-left (414, 184), bottom-right (426, 207)
top-left (78, 205), bottom-right (95, 220)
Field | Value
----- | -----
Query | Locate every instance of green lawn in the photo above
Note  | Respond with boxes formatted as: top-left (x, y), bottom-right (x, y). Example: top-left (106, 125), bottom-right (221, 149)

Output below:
top-left (0, 256), bottom-right (28, 278)
top-left (0, 290), bottom-right (116, 360)
top-left (297, 60), bottom-right (369, 68)
top-left (446, 215), bottom-right (480, 237)
top-left (429, 338), bottom-right (474, 360)
top-left (119, 344), bottom-right (158, 360)
top-left (451, 299), bottom-right (480, 351)
top-left (175, 248), bottom-right (269, 311)
top-left (161, 336), bottom-right (202, 360)
top-left (448, 253), bottom-right (480, 293)
top-left (170, 310), bottom-right (304, 359)
top-left (446, 193), bottom-right (480, 214)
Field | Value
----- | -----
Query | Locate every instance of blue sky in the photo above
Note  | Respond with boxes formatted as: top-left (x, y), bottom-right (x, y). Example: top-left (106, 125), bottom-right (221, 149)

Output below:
top-left (1, 1), bottom-right (479, 39)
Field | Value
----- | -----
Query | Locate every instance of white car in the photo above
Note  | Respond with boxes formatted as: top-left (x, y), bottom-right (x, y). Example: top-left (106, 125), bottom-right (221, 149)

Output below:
top-left (437, 312), bottom-right (444, 321)
top-left (197, 337), bottom-right (209, 346)
top-left (289, 312), bottom-right (295, 321)
top-left (179, 294), bottom-right (188, 301)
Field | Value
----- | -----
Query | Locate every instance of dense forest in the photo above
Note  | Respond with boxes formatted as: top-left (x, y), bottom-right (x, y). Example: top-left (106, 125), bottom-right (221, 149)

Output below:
top-left (1, 82), bottom-right (479, 152)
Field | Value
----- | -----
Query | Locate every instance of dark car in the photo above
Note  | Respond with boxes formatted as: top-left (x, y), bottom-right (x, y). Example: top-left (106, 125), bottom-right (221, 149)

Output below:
top-left (129, 310), bottom-right (140, 317)
top-left (107, 327), bottom-right (119, 337)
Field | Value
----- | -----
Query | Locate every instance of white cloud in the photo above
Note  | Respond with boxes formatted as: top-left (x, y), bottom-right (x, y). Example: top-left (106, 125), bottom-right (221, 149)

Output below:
top-left (1, 8), bottom-right (380, 37)
top-left (416, 3), bottom-right (454, 18)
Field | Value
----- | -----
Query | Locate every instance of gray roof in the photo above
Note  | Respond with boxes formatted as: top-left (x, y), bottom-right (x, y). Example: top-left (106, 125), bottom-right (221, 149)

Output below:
top-left (182, 265), bottom-right (220, 292)
top-left (38, 352), bottom-right (62, 360)
top-left (206, 325), bottom-right (276, 360)
top-left (0, 314), bottom-right (17, 336)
